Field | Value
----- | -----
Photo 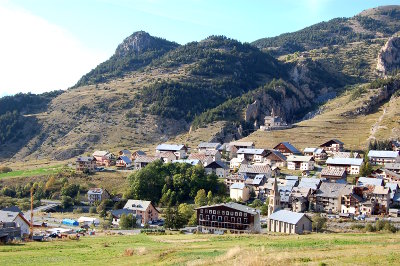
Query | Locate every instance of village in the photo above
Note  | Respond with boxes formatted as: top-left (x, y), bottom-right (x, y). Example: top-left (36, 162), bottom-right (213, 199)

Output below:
top-left (2, 128), bottom-right (400, 242)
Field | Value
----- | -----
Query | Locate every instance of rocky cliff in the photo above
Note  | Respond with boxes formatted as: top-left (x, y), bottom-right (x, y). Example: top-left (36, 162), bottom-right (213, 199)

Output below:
top-left (377, 36), bottom-right (400, 76)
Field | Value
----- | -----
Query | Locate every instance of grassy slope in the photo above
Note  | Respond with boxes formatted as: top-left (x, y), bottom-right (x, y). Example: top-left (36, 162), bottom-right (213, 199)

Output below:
top-left (240, 88), bottom-right (400, 152)
top-left (0, 165), bottom-right (63, 179)
top-left (1, 233), bottom-right (400, 265)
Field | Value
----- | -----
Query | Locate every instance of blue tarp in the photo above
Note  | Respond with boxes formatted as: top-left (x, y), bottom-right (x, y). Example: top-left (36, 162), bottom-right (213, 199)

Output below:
top-left (62, 219), bottom-right (79, 226)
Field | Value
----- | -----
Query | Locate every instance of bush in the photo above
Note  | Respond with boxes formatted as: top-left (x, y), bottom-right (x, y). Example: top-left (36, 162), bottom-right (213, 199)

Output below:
top-left (89, 206), bottom-right (97, 214)
top-left (0, 166), bottom-right (12, 173)
top-left (365, 223), bottom-right (376, 232)
top-left (119, 214), bottom-right (136, 229)
top-left (312, 214), bottom-right (327, 232)
top-left (73, 207), bottom-right (83, 214)
top-left (350, 224), bottom-right (365, 230)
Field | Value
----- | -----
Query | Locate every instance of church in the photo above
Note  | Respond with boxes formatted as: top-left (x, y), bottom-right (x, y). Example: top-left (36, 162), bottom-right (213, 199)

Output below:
top-left (260, 108), bottom-right (291, 131)
top-left (267, 177), bottom-right (312, 234)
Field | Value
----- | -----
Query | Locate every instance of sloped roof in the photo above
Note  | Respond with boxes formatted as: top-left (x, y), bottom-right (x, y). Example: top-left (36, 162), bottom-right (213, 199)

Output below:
top-left (124, 200), bottom-right (158, 212)
top-left (202, 150), bottom-right (220, 156)
top-left (173, 159), bottom-right (201, 166)
top-left (134, 150), bottom-right (146, 156)
top-left (117, 155), bottom-right (132, 164)
top-left (268, 210), bottom-right (310, 224)
top-left (205, 160), bottom-right (228, 169)
top-left (88, 188), bottom-right (105, 195)
top-left (266, 150), bottom-right (287, 161)
top-left (298, 177), bottom-right (322, 190)
top-left (368, 150), bottom-right (399, 158)
top-left (238, 164), bottom-right (271, 175)
top-left (230, 183), bottom-right (246, 189)
top-left (334, 152), bottom-right (359, 158)
top-left (326, 157), bottom-right (363, 166)
top-left (252, 174), bottom-right (266, 185)
top-left (158, 151), bottom-right (177, 160)
top-left (320, 168), bottom-right (346, 177)
top-left (93, 150), bottom-right (110, 157)
top-left (0, 210), bottom-right (19, 223)
top-left (76, 156), bottom-right (96, 162)
top-left (119, 149), bottom-right (132, 155)
top-left (316, 182), bottom-right (351, 198)
top-left (304, 147), bottom-right (317, 153)
top-left (156, 144), bottom-right (186, 151)
top-left (286, 175), bottom-right (299, 181)
top-left (320, 139), bottom-right (344, 146)
top-left (196, 202), bottom-right (258, 215)
top-left (229, 141), bottom-right (254, 147)
top-left (274, 142), bottom-right (301, 154)
top-left (385, 163), bottom-right (400, 170)
top-left (198, 142), bottom-right (221, 149)
top-left (237, 148), bottom-right (266, 155)
top-left (287, 155), bottom-right (314, 162)
top-left (385, 183), bottom-right (399, 192)
top-left (135, 155), bottom-right (159, 163)
top-left (314, 148), bottom-right (326, 155)
top-left (1, 206), bottom-right (22, 213)
top-left (357, 177), bottom-right (384, 187)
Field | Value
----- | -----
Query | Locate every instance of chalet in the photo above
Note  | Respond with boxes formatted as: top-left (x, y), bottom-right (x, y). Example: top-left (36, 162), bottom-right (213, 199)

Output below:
top-left (196, 202), bottom-right (261, 234)
top-left (110, 209), bottom-right (141, 227)
top-left (197, 142), bottom-right (221, 152)
top-left (0, 210), bottom-right (30, 237)
top-left (312, 183), bottom-right (352, 214)
top-left (278, 185), bottom-right (294, 209)
top-left (123, 200), bottom-right (159, 225)
top-left (92, 150), bottom-right (114, 166)
top-left (385, 162), bottom-right (400, 173)
top-left (303, 147), bottom-right (317, 156)
top-left (131, 150), bottom-right (146, 161)
top-left (326, 158), bottom-right (363, 175)
top-left (76, 156), bottom-right (97, 172)
top-left (303, 148), bottom-right (327, 161)
top-left (238, 164), bottom-right (271, 178)
top-left (158, 151), bottom-right (177, 163)
top-left (372, 186), bottom-right (391, 214)
top-left (341, 191), bottom-right (364, 215)
top-left (264, 150), bottom-right (286, 168)
top-left (205, 161), bottom-right (229, 178)
top-left (333, 151), bottom-right (361, 159)
top-left (247, 174), bottom-right (268, 198)
top-left (230, 183), bottom-right (251, 201)
top-left (357, 177), bottom-right (384, 187)
top-left (87, 188), bottom-right (110, 205)
top-left (229, 157), bottom-right (245, 170)
top-left (319, 139), bottom-right (344, 154)
top-left (156, 144), bottom-right (187, 159)
top-left (273, 142), bottom-right (301, 156)
top-left (134, 155), bottom-right (159, 170)
top-left (268, 210), bottom-right (312, 234)
top-left (320, 168), bottom-right (347, 182)
top-left (285, 176), bottom-right (299, 187)
top-left (228, 141), bottom-right (255, 158)
top-left (367, 150), bottom-right (400, 165)
top-left (286, 155), bottom-right (315, 171)
top-left (200, 149), bottom-right (222, 161)
top-left (383, 169), bottom-right (400, 184)
top-left (385, 183), bottom-right (399, 207)
top-left (116, 155), bottom-right (132, 168)
top-left (237, 148), bottom-right (267, 163)
top-left (119, 149), bottom-right (132, 158)
top-left (224, 174), bottom-right (246, 187)
top-left (188, 153), bottom-right (213, 166)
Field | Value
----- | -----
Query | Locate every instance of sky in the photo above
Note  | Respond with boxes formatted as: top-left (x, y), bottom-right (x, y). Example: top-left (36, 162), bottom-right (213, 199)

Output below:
top-left (0, 0), bottom-right (398, 96)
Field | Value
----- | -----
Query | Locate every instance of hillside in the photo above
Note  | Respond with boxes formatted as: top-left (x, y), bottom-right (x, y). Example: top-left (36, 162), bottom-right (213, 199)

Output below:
top-left (252, 5), bottom-right (400, 56)
top-left (1, 6), bottom-right (400, 162)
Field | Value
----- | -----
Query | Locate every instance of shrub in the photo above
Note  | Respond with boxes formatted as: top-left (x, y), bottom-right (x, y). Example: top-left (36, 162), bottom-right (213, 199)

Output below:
top-left (350, 224), bottom-right (365, 230)
top-left (312, 214), bottom-right (327, 232)
top-left (0, 166), bottom-right (12, 173)
top-left (365, 223), bottom-right (376, 232)
top-left (89, 206), bottom-right (97, 214)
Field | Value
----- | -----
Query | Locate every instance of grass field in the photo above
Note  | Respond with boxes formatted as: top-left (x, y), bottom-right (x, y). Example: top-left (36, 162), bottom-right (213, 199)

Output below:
top-left (0, 165), bottom-right (64, 179)
top-left (1, 233), bottom-right (400, 265)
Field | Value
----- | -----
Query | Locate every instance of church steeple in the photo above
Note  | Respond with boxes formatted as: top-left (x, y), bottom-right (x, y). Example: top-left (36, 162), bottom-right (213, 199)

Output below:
top-left (268, 176), bottom-right (281, 216)
top-left (271, 108), bottom-right (275, 118)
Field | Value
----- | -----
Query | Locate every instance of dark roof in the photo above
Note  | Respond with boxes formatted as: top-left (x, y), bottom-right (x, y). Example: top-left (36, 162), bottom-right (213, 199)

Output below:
top-left (205, 161), bottom-right (228, 169)
top-left (1, 206), bottom-right (22, 213)
top-left (196, 202), bottom-right (259, 215)
top-left (76, 156), bottom-right (96, 162)
top-left (266, 150), bottom-right (287, 161)
top-left (110, 209), bottom-right (134, 218)
top-left (274, 142), bottom-right (301, 154)
top-left (320, 139), bottom-right (344, 147)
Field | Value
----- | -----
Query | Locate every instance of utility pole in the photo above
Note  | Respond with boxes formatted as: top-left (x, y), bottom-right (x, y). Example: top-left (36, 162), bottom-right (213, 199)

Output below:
top-left (30, 187), bottom-right (34, 239)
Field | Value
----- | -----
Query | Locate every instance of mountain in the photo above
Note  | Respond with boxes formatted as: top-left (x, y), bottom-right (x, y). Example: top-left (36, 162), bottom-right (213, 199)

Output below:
top-left (1, 6), bottom-right (400, 162)
top-left (252, 5), bottom-right (400, 56)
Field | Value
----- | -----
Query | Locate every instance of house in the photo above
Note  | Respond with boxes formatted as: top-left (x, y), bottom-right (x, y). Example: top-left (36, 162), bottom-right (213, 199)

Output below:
top-left (312, 183), bottom-right (352, 213)
top-left (291, 187), bottom-right (311, 212)
top-left (224, 174), bottom-right (246, 187)
top-left (273, 142), bottom-right (301, 156)
top-left (326, 158), bottom-right (363, 175)
top-left (341, 190), bottom-right (364, 215)
top-left (320, 168), bottom-right (347, 182)
top-left (297, 177), bottom-right (322, 191)
top-left (260, 108), bottom-right (291, 131)
top-left (368, 150), bottom-right (400, 165)
top-left (268, 210), bottom-right (312, 234)
top-left (319, 139), bottom-right (344, 154)
top-left (228, 141), bottom-right (255, 158)
top-left (287, 155), bottom-right (315, 171)
top-left (278, 185), bottom-right (294, 209)
top-left (333, 152), bottom-right (360, 159)
top-left (205, 161), bottom-right (229, 178)
top-left (357, 177), bottom-right (384, 187)
top-left (383, 169), bottom-right (400, 184)
top-left (158, 151), bottom-right (178, 163)
top-left (110, 209), bottom-right (141, 226)
top-left (303, 148), bottom-right (327, 161)
top-left (264, 150), bottom-right (287, 167)
top-left (123, 200), bottom-right (159, 225)
top-left (385, 183), bottom-right (399, 207)
top-left (134, 155), bottom-right (159, 170)
top-left (197, 142), bottom-right (221, 152)
top-left (200, 150), bottom-right (222, 161)
top-left (188, 153), bottom-right (213, 166)
top-left (0, 210), bottom-right (30, 237)
top-left (0, 222), bottom-right (22, 242)
top-left (116, 155), bottom-right (132, 168)
top-left (230, 157), bottom-right (245, 170)
top-left (237, 148), bottom-right (267, 163)
top-left (384, 162), bottom-right (400, 173)
top-left (119, 149), bottom-right (132, 158)
top-left (196, 202), bottom-right (261, 234)
top-left (131, 150), bottom-right (146, 161)
top-left (156, 144), bottom-right (188, 159)
top-left (87, 188), bottom-right (110, 205)
top-left (238, 164), bottom-right (272, 178)
top-left (391, 140), bottom-right (400, 151)
top-left (371, 186), bottom-right (391, 214)
top-left (76, 156), bottom-right (97, 172)
top-left (230, 183), bottom-right (251, 201)
top-left (92, 150), bottom-right (114, 166)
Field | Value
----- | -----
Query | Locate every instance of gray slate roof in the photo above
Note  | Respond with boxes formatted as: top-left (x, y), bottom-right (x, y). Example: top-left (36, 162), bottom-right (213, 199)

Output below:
top-left (198, 142), bottom-right (221, 149)
top-left (316, 182), bottom-right (352, 198)
top-left (237, 148), bottom-right (265, 155)
top-left (268, 210), bottom-right (310, 224)
top-left (0, 211), bottom-right (19, 223)
top-left (326, 157), bottom-right (363, 166)
top-left (156, 144), bottom-right (186, 151)
top-left (368, 150), bottom-right (399, 158)
top-left (357, 177), bottom-right (384, 187)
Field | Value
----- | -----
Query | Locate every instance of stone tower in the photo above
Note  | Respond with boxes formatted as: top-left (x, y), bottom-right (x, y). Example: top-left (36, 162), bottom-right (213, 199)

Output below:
top-left (268, 176), bottom-right (281, 216)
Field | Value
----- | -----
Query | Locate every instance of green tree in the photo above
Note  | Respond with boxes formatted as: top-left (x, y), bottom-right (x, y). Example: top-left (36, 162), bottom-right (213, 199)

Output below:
top-left (195, 189), bottom-right (207, 206)
top-left (61, 196), bottom-right (74, 209)
top-left (312, 214), bottom-right (327, 232)
top-left (164, 206), bottom-right (185, 229)
top-left (178, 203), bottom-right (194, 225)
top-left (207, 191), bottom-right (213, 205)
top-left (251, 199), bottom-right (263, 208)
top-left (119, 214), bottom-right (136, 229)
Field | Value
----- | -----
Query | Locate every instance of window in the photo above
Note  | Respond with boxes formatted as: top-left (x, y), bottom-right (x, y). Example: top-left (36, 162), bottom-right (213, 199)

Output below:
top-left (235, 212), bottom-right (238, 216)
top-left (230, 212), bottom-right (233, 216)
top-left (212, 215), bottom-right (216, 221)
top-left (239, 212), bottom-right (242, 217)
top-left (244, 218), bottom-right (248, 223)
top-left (205, 209), bottom-right (208, 214)
top-left (238, 218), bottom-right (241, 223)
top-left (222, 211), bottom-right (225, 215)
top-left (244, 213), bottom-right (248, 217)
top-left (200, 214), bottom-right (203, 220)
top-left (217, 211), bottom-right (220, 215)
top-left (214, 210), bottom-right (216, 214)
top-left (200, 209), bottom-right (203, 213)
top-left (206, 215), bottom-right (209, 220)
top-left (218, 216), bottom-right (222, 222)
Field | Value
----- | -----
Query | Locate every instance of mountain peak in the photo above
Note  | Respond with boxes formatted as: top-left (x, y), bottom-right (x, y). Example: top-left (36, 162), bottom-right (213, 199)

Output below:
top-left (115, 31), bottom-right (178, 57)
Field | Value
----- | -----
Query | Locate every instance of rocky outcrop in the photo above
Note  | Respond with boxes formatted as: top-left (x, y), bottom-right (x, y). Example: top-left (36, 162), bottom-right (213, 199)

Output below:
top-left (244, 101), bottom-right (260, 122)
top-left (377, 36), bottom-right (400, 76)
